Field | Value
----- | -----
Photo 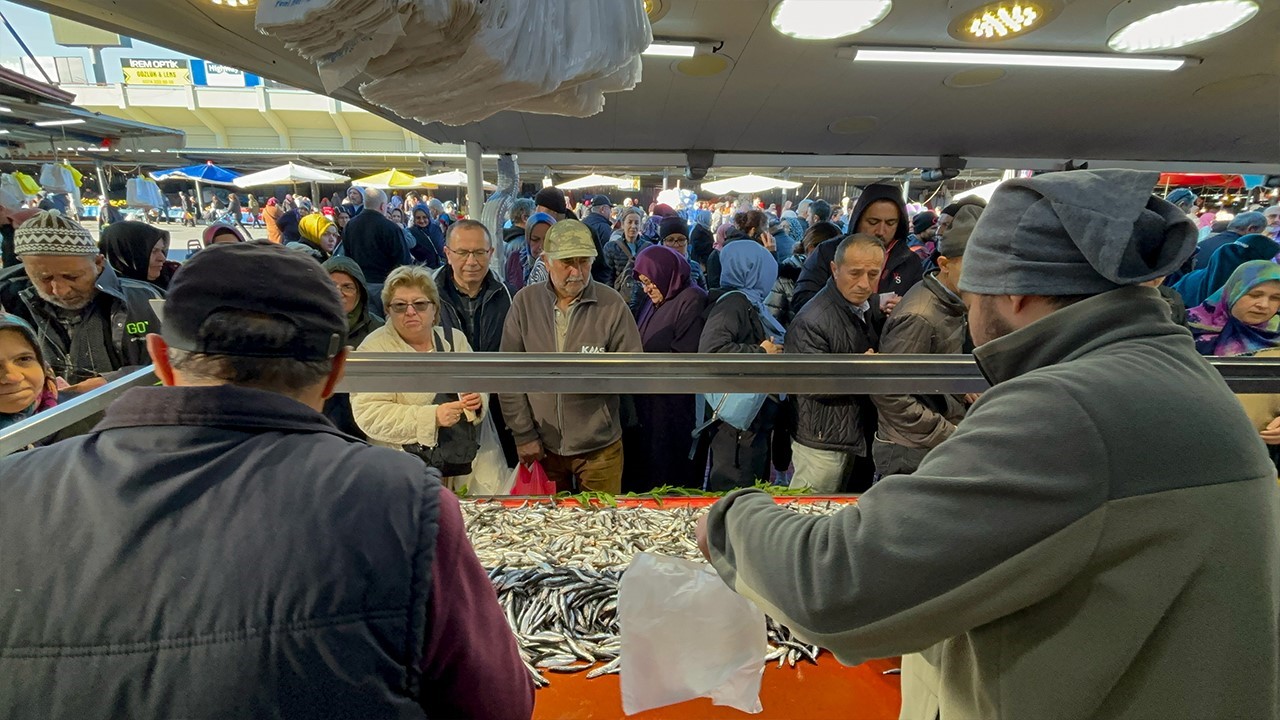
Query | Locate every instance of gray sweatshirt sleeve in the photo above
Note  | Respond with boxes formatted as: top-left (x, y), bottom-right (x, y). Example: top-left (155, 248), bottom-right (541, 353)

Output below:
top-left (871, 313), bottom-right (958, 448)
top-left (497, 300), bottom-right (539, 445)
top-left (705, 374), bottom-right (1110, 664)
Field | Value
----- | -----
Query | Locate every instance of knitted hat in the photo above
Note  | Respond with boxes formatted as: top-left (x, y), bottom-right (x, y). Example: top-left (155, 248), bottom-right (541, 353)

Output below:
top-left (658, 215), bottom-right (688, 240)
top-left (15, 210), bottom-right (97, 257)
top-left (939, 204), bottom-right (982, 259)
top-left (912, 211), bottom-right (938, 235)
top-left (959, 169), bottom-right (1198, 296)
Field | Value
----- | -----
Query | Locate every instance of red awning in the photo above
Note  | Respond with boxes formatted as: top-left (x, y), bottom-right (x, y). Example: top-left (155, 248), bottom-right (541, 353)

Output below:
top-left (1157, 173), bottom-right (1245, 189)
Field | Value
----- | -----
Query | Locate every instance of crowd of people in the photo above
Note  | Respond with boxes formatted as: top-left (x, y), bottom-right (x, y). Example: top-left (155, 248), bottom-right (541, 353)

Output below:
top-left (3, 174), bottom-right (1280, 486)
top-left (0, 168), bottom-right (1274, 719)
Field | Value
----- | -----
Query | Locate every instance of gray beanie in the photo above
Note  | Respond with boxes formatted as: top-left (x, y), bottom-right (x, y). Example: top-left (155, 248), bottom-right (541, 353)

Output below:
top-left (958, 169), bottom-right (1198, 296)
top-left (939, 203), bottom-right (982, 259)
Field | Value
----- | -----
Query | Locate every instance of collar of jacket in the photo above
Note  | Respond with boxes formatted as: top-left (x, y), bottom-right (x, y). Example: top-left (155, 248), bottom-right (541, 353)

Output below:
top-left (973, 285), bottom-right (1183, 386)
top-left (431, 263), bottom-right (510, 304)
top-left (19, 261), bottom-right (132, 310)
top-left (536, 276), bottom-right (600, 306)
top-left (923, 273), bottom-right (966, 316)
top-left (96, 384), bottom-right (358, 439)
top-left (821, 278), bottom-right (872, 317)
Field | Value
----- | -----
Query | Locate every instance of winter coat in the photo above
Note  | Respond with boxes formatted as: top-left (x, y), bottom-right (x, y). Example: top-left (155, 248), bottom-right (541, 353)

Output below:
top-left (341, 209), bottom-right (412, 284)
top-left (0, 384), bottom-right (534, 720)
top-left (792, 184), bottom-right (917, 313)
top-left (432, 265), bottom-right (512, 353)
top-left (603, 234), bottom-right (653, 300)
top-left (704, 286), bottom-right (1280, 720)
top-left (499, 280), bottom-right (643, 456)
top-left (1193, 229), bottom-right (1243, 270)
top-left (1, 263), bottom-right (163, 384)
top-left (321, 256), bottom-right (384, 440)
top-left (580, 211), bottom-right (613, 284)
top-left (870, 273), bottom-right (968, 450)
top-left (765, 253), bottom-right (806, 327)
top-left (261, 204), bottom-right (283, 244)
top-left (785, 282), bottom-right (885, 454)
top-left (698, 287), bottom-right (768, 355)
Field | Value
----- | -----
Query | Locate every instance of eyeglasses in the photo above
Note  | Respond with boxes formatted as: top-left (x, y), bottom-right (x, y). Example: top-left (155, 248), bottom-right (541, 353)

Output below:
top-left (335, 282), bottom-right (359, 295)
top-left (388, 300), bottom-right (435, 315)
top-left (663, 234), bottom-right (689, 248)
top-left (447, 247), bottom-right (491, 261)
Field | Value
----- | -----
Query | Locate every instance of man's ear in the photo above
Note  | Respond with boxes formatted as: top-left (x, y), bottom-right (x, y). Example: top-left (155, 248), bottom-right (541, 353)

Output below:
top-left (321, 348), bottom-right (349, 400)
top-left (146, 334), bottom-right (177, 386)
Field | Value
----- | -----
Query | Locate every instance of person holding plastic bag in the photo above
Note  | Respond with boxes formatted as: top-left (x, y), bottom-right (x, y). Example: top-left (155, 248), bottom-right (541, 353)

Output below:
top-left (351, 265), bottom-right (508, 494)
top-left (695, 170), bottom-right (1280, 720)
top-left (696, 240), bottom-right (784, 491)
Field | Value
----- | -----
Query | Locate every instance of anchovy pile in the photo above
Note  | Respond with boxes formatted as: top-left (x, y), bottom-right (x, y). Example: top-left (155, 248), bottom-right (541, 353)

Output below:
top-left (463, 500), bottom-right (842, 686)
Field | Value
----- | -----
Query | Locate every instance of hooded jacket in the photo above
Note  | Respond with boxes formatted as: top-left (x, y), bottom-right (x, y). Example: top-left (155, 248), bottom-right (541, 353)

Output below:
top-left (705, 286), bottom-right (1279, 720)
top-left (499, 280), bottom-right (642, 456)
top-left (792, 184), bottom-right (920, 313)
top-left (870, 273), bottom-right (969, 450)
top-left (321, 256), bottom-right (384, 439)
top-left (3, 262), bottom-right (163, 384)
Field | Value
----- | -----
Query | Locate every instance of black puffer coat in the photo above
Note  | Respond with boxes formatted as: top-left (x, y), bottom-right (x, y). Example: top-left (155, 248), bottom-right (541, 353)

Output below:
top-left (786, 281), bottom-right (885, 454)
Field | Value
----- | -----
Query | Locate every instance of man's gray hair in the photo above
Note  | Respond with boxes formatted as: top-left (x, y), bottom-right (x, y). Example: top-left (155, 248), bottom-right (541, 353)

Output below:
top-left (509, 198), bottom-right (536, 225)
top-left (834, 233), bottom-right (886, 265)
top-left (363, 187), bottom-right (387, 212)
top-left (428, 198), bottom-right (446, 213)
top-left (1229, 211), bottom-right (1268, 232)
top-left (445, 218), bottom-right (493, 248)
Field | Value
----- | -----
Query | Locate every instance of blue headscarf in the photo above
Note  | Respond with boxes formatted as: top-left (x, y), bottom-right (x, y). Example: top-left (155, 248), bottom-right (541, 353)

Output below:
top-left (720, 240), bottom-right (785, 340)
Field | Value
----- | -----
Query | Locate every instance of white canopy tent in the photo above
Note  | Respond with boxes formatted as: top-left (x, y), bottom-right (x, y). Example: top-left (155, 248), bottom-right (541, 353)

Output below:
top-left (414, 170), bottom-right (497, 191)
top-left (234, 162), bottom-right (350, 202)
top-left (701, 174), bottom-right (802, 195)
top-left (556, 173), bottom-right (633, 190)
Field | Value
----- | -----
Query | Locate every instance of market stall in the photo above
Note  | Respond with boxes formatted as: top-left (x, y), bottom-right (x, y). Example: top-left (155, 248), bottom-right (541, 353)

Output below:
top-left (461, 494), bottom-right (902, 719)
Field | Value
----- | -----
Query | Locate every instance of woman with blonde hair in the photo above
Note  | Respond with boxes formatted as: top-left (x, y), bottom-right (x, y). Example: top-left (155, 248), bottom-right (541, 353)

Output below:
top-left (351, 265), bottom-right (508, 493)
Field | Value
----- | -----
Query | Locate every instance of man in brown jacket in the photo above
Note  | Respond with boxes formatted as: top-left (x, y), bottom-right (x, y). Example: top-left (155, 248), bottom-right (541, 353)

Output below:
top-left (698, 169), bottom-right (1280, 720)
top-left (499, 219), bottom-right (642, 493)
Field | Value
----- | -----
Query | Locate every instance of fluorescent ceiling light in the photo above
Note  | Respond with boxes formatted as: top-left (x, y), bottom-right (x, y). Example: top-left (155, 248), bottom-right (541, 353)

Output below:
top-left (772, 0), bottom-right (893, 40)
top-left (0, 107), bottom-right (12, 113)
top-left (34, 118), bottom-right (86, 127)
top-left (643, 42), bottom-right (697, 58)
top-left (0, 130), bottom-right (10, 135)
top-left (848, 47), bottom-right (1188, 71)
top-left (1108, 0), bottom-right (1257, 53)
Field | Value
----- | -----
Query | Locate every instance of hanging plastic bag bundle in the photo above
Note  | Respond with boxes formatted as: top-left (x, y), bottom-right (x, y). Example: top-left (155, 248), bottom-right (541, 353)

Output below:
top-left (38, 163), bottom-right (74, 195)
top-left (12, 172), bottom-right (40, 197)
top-left (618, 552), bottom-right (767, 716)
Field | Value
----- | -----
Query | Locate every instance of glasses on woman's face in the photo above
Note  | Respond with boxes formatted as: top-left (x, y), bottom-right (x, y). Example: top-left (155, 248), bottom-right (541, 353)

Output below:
top-left (334, 282), bottom-right (359, 295)
top-left (388, 300), bottom-right (434, 315)
top-left (663, 234), bottom-right (689, 249)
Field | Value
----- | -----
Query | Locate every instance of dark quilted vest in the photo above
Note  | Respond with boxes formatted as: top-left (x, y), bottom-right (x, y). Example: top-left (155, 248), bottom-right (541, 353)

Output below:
top-left (0, 387), bottom-right (442, 720)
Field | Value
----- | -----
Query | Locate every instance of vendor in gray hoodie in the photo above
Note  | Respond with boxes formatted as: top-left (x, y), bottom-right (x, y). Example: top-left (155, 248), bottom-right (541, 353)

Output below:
top-left (697, 169), bottom-right (1279, 720)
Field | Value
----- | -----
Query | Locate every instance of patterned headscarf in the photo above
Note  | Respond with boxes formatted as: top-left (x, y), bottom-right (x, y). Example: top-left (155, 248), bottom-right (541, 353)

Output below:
top-left (1188, 260), bottom-right (1280, 356)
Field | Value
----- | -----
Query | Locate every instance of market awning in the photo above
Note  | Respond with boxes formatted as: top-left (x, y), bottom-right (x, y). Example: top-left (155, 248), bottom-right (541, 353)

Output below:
top-left (1158, 173), bottom-right (1245, 189)
top-left (235, 163), bottom-right (349, 188)
top-left (415, 169), bottom-right (495, 190)
top-left (152, 161), bottom-right (241, 186)
top-left (557, 174), bottom-right (633, 190)
top-left (701, 174), bottom-right (803, 195)
top-left (352, 169), bottom-right (430, 190)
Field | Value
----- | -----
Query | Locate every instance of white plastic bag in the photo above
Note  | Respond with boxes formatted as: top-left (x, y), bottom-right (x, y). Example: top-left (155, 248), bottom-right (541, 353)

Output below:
top-left (619, 552), bottom-right (766, 715)
top-left (39, 163), bottom-right (73, 194)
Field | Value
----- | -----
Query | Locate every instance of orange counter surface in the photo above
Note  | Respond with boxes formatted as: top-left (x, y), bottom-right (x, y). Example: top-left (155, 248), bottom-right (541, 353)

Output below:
top-left (533, 657), bottom-right (901, 720)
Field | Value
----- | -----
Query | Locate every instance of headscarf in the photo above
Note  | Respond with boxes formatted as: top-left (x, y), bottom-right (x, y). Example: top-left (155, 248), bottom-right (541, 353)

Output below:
top-left (202, 222), bottom-right (248, 248)
top-left (266, 197), bottom-right (278, 207)
top-left (633, 245), bottom-right (692, 331)
top-left (1173, 233), bottom-right (1280, 308)
top-left (408, 202), bottom-right (442, 269)
top-left (299, 213), bottom-right (335, 245)
top-left (0, 313), bottom-right (57, 430)
top-left (99, 221), bottom-right (168, 283)
top-left (720, 239), bottom-right (785, 340)
top-left (1188, 260), bottom-right (1280, 356)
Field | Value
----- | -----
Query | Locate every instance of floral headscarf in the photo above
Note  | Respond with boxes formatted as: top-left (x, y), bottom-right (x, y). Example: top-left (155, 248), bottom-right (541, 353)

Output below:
top-left (1188, 260), bottom-right (1280, 356)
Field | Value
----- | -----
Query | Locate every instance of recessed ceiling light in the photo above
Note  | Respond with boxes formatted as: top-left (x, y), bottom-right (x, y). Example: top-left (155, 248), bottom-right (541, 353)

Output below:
top-left (844, 46), bottom-right (1190, 71)
top-left (772, 0), bottom-right (893, 41)
top-left (643, 0), bottom-right (670, 23)
top-left (1108, 0), bottom-right (1258, 53)
top-left (674, 55), bottom-right (732, 77)
top-left (948, 1), bottom-right (1060, 42)
top-left (643, 42), bottom-right (697, 58)
top-left (34, 118), bottom-right (86, 127)
top-left (944, 67), bottom-right (1008, 87)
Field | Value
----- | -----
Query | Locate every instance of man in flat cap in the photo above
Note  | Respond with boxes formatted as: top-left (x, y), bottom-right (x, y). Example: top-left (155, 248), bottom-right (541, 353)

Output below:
top-left (0, 243), bottom-right (534, 719)
top-left (697, 169), bottom-right (1279, 720)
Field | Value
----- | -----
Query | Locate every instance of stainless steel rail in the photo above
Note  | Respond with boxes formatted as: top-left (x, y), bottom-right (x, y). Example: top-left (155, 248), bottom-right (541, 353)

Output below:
top-left (0, 366), bottom-right (158, 457)
top-left (4, 355), bottom-right (1280, 456)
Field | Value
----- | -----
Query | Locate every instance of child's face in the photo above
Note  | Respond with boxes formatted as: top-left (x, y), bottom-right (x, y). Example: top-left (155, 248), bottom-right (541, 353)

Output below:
top-left (0, 329), bottom-right (46, 414)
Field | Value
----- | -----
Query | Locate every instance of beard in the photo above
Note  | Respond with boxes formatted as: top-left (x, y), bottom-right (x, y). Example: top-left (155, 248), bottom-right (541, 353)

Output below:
top-left (36, 287), bottom-right (93, 311)
top-left (975, 295), bottom-right (1018, 346)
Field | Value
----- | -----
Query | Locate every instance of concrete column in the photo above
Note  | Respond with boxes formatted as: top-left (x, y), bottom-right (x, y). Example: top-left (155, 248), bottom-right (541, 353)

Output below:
top-left (465, 140), bottom-right (483, 216)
